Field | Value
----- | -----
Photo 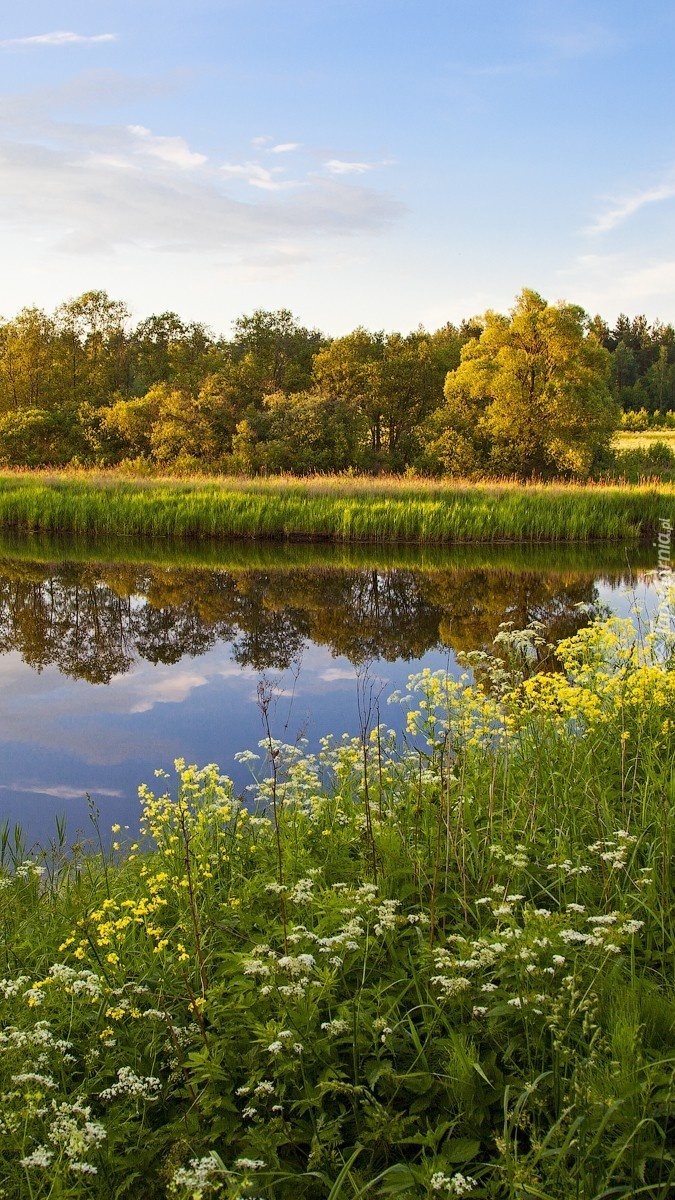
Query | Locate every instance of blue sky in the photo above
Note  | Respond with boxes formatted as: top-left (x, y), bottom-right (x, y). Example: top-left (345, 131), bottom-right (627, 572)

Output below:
top-left (1, 0), bottom-right (675, 335)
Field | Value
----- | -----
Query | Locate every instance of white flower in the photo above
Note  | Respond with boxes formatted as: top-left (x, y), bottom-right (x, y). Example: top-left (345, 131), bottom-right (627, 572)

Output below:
top-left (253, 1080), bottom-right (275, 1096)
top-left (20, 1146), bottom-right (53, 1168)
top-left (321, 1018), bottom-right (350, 1036)
top-left (99, 1067), bottom-right (161, 1102)
top-left (171, 1152), bottom-right (222, 1193)
top-left (234, 1158), bottom-right (266, 1170)
top-left (267, 1041), bottom-right (283, 1055)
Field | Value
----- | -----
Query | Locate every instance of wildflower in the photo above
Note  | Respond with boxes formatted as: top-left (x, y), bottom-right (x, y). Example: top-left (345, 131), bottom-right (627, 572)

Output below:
top-left (20, 1146), bottom-right (53, 1168)
top-left (253, 1080), bottom-right (275, 1096)
top-left (267, 1041), bottom-right (283, 1055)
top-left (431, 1172), bottom-right (478, 1195)
top-left (234, 1159), bottom-right (266, 1170)
top-left (170, 1152), bottom-right (223, 1196)
top-left (99, 1067), bottom-right (161, 1102)
top-left (321, 1018), bottom-right (350, 1036)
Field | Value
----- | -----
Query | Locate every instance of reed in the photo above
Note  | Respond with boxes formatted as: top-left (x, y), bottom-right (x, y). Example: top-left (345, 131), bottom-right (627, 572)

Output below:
top-left (0, 470), bottom-right (673, 543)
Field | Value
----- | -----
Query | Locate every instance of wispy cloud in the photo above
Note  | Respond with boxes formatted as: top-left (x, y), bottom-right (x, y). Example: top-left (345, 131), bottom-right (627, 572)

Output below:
top-left (556, 249), bottom-right (675, 317)
top-left (270, 142), bottom-right (300, 154)
top-left (220, 159), bottom-right (300, 190)
top-left (128, 124), bottom-right (207, 169)
top-left (324, 159), bottom-right (380, 176)
top-left (0, 31), bottom-right (117, 49)
top-left (587, 176), bottom-right (675, 235)
top-left (0, 88), bottom-right (401, 258)
top-left (0, 782), bottom-right (123, 800)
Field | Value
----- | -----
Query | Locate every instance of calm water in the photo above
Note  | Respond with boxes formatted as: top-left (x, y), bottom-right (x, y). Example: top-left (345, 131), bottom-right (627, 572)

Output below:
top-left (0, 533), bottom-right (661, 844)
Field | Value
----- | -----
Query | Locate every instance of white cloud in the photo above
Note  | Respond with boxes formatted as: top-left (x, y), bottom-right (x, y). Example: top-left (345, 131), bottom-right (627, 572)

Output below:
top-left (587, 177), bottom-right (675, 235)
top-left (270, 142), bottom-right (300, 154)
top-left (319, 667), bottom-right (356, 682)
top-left (128, 124), bottom-right (207, 169)
top-left (0, 31), bottom-right (116, 49)
top-left (556, 250), bottom-right (675, 318)
top-left (0, 78), bottom-right (401, 263)
top-left (325, 159), bottom-right (378, 176)
top-left (127, 669), bottom-right (209, 713)
top-left (220, 159), bottom-right (297, 191)
top-left (0, 782), bottom-right (122, 800)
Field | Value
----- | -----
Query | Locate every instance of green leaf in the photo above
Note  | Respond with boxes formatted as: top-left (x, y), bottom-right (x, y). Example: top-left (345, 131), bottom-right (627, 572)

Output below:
top-left (443, 1137), bottom-right (481, 1163)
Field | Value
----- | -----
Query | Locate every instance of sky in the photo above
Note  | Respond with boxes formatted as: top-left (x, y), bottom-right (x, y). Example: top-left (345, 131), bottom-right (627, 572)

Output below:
top-left (1, 0), bottom-right (675, 337)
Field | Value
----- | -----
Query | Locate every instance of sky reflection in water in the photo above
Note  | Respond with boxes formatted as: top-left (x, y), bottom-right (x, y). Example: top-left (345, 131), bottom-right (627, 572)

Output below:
top-left (0, 538), bottom-right (662, 843)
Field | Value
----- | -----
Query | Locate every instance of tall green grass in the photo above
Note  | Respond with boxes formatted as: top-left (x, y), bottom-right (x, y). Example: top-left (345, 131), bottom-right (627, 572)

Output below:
top-left (2, 612), bottom-right (675, 1197)
top-left (0, 470), bottom-right (673, 543)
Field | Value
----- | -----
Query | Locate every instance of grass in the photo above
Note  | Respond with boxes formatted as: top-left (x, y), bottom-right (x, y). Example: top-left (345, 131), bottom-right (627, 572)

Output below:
top-left (2, 610), bottom-right (675, 1197)
top-left (0, 470), bottom-right (673, 544)
top-left (613, 431), bottom-right (675, 450)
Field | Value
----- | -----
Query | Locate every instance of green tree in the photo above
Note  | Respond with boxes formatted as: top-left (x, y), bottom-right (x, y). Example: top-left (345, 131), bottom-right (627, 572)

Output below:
top-left (228, 309), bottom-right (326, 400)
top-left (313, 327), bottom-right (453, 469)
top-left (259, 389), bottom-right (363, 473)
top-left (54, 290), bottom-right (131, 408)
top-left (0, 308), bottom-right (58, 413)
top-left (430, 289), bottom-right (617, 478)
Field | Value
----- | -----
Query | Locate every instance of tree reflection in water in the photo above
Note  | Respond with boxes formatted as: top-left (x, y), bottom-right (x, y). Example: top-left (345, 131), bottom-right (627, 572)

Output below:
top-left (0, 556), bottom-right (641, 685)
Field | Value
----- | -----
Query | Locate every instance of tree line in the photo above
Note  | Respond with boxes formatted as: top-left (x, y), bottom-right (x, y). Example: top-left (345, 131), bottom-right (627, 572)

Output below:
top-left (1, 288), bottom-right (674, 478)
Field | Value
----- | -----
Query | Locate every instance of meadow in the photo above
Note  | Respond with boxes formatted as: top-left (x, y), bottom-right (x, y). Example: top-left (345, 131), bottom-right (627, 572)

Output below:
top-left (2, 608), bottom-right (675, 1198)
top-left (613, 431), bottom-right (675, 451)
top-left (0, 471), bottom-right (673, 544)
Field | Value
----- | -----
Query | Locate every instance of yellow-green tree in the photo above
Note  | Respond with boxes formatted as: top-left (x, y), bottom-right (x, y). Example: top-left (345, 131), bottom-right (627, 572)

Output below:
top-left (429, 289), bottom-right (618, 478)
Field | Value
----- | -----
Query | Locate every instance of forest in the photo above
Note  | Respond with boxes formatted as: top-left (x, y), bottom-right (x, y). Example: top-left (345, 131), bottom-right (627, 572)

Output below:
top-left (1, 287), bottom-right (675, 479)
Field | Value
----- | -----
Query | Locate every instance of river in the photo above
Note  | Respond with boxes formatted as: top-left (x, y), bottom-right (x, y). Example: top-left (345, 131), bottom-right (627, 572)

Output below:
top-left (0, 534), bottom-right (662, 844)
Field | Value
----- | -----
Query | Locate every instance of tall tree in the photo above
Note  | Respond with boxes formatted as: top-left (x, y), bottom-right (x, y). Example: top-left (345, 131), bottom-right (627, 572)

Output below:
top-left (431, 289), bottom-right (618, 478)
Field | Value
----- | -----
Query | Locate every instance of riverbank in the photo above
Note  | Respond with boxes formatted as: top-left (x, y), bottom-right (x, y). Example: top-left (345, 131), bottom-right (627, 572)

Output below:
top-left (2, 612), bottom-right (674, 1197)
top-left (0, 471), bottom-right (673, 543)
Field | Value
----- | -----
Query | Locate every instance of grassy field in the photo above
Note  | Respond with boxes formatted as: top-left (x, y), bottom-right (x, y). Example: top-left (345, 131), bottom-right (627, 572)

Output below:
top-left (613, 430), bottom-right (675, 450)
top-left (0, 470), bottom-right (673, 544)
top-left (2, 611), bottom-right (675, 1197)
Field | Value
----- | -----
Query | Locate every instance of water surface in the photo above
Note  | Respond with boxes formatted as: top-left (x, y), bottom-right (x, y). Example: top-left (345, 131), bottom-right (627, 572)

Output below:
top-left (0, 534), bottom-right (660, 844)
